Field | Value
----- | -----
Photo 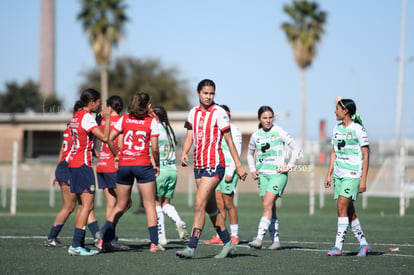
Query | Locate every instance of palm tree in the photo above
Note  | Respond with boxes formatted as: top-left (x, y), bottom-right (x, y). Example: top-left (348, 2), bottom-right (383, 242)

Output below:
top-left (77, 0), bottom-right (128, 104)
top-left (281, 0), bottom-right (326, 155)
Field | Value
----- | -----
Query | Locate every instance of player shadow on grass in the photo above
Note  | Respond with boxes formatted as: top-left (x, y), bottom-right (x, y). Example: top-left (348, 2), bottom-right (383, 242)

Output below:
top-left (342, 251), bottom-right (383, 256)
top-left (99, 243), bottom-right (149, 253)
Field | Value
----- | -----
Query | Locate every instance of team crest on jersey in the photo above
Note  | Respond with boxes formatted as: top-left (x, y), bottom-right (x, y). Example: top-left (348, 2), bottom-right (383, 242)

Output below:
top-left (199, 120), bottom-right (204, 127)
top-left (197, 131), bottom-right (204, 139)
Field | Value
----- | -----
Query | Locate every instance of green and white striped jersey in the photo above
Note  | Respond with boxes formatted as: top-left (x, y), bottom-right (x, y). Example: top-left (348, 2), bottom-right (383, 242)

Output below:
top-left (331, 121), bottom-right (369, 178)
top-left (157, 122), bottom-right (176, 171)
top-left (248, 125), bottom-right (293, 175)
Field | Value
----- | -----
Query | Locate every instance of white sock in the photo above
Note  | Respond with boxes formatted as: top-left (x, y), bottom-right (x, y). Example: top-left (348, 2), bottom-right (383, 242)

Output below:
top-left (156, 206), bottom-right (166, 238)
top-left (335, 217), bottom-right (349, 250)
top-left (256, 217), bottom-right (270, 241)
top-left (163, 204), bottom-right (182, 226)
top-left (271, 218), bottom-right (279, 243)
top-left (350, 218), bottom-right (368, 245)
top-left (230, 224), bottom-right (239, 237)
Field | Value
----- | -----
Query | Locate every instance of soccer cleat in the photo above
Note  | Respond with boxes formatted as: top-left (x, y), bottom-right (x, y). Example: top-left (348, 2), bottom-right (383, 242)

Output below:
top-left (177, 221), bottom-right (189, 240)
top-left (214, 241), bottom-right (236, 259)
top-left (95, 240), bottom-right (103, 250)
top-left (203, 235), bottom-right (223, 245)
top-left (158, 236), bottom-right (168, 246)
top-left (149, 243), bottom-right (165, 252)
top-left (356, 244), bottom-right (372, 257)
top-left (44, 238), bottom-right (66, 247)
top-left (93, 232), bottom-right (102, 248)
top-left (268, 241), bottom-right (281, 250)
top-left (176, 247), bottom-right (195, 259)
top-left (248, 238), bottom-right (263, 249)
top-left (231, 236), bottom-right (239, 245)
top-left (327, 246), bottom-right (342, 256)
top-left (68, 246), bottom-right (99, 256)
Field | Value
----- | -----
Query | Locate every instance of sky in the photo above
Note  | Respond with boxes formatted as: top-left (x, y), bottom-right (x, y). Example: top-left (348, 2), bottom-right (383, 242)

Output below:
top-left (0, 0), bottom-right (413, 141)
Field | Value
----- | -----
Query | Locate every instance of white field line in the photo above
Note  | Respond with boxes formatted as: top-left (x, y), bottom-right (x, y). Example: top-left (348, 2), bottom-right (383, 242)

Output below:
top-left (1, 235), bottom-right (413, 257)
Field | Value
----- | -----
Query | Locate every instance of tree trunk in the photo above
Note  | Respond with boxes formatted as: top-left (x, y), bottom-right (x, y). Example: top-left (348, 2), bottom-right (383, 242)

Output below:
top-left (301, 68), bottom-right (306, 158)
top-left (100, 65), bottom-right (108, 105)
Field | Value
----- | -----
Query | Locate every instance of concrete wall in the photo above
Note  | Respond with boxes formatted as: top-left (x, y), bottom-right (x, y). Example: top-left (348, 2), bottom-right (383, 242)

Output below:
top-left (0, 126), bottom-right (24, 162)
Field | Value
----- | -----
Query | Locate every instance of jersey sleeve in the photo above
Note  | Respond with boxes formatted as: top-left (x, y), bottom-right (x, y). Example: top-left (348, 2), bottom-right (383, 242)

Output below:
top-left (185, 108), bottom-right (195, 129)
top-left (81, 113), bottom-right (99, 133)
top-left (114, 115), bottom-right (124, 133)
top-left (217, 108), bottom-right (231, 132)
top-left (357, 125), bottom-right (369, 147)
top-left (232, 125), bottom-right (243, 156)
top-left (277, 126), bottom-right (294, 145)
top-left (150, 118), bottom-right (160, 137)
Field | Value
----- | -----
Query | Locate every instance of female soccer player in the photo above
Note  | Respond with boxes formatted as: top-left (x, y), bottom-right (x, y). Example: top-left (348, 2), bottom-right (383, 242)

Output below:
top-left (151, 105), bottom-right (188, 245)
top-left (100, 93), bottom-right (163, 252)
top-left (95, 95), bottom-right (129, 250)
top-left (44, 124), bottom-right (100, 248)
top-left (176, 79), bottom-right (247, 259)
top-left (67, 88), bottom-right (111, 256)
top-left (204, 104), bottom-right (242, 246)
top-left (324, 97), bottom-right (371, 257)
top-left (247, 106), bottom-right (300, 250)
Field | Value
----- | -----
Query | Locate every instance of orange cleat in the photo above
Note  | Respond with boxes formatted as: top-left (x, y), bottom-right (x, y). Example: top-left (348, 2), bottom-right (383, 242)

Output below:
top-left (203, 235), bottom-right (223, 245)
top-left (149, 243), bottom-right (165, 252)
top-left (231, 236), bottom-right (239, 245)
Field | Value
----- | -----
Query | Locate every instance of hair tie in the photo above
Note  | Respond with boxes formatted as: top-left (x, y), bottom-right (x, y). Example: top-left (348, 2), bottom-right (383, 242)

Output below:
top-left (352, 112), bottom-right (364, 127)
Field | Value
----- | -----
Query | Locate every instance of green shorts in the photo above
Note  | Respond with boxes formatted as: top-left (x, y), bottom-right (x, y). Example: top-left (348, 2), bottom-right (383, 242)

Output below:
top-left (257, 173), bottom-right (288, 197)
top-left (216, 173), bottom-right (238, 195)
top-left (333, 176), bottom-right (360, 201)
top-left (156, 169), bottom-right (177, 199)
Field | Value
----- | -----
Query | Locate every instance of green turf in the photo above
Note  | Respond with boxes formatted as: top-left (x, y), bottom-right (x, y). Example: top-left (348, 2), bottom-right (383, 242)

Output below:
top-left (0, 191), bottom-right (413, 274)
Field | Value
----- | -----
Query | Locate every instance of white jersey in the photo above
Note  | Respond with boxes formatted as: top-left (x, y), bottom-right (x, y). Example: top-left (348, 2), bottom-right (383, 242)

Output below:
top-left (331, 121), bottom-right (369, 178)
top-left (248, 125), bottom-right (293, 175)
top-left (221, 123), bottom-right (242, 176)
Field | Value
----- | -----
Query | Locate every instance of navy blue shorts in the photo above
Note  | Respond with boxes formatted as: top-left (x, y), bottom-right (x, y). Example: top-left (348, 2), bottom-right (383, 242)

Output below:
top-left (117, 165), bottom-right (156, 185)
top-left (69, 165), bottom-right (96, 194)
top-left (97, 172), bottom-right (117, 189)
top-left (55, 161), bottom-right (71, 187)
top-left (194, 164), bottom-right (225, 181)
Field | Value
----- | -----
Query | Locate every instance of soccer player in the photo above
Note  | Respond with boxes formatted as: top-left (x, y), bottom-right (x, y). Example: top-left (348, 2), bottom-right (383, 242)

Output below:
top-left (100, 93), bottom-right (164, 252)
top-left (176, 79), bottom-right (247, 259)
top-left (151, 105), bottom-right (188, 246)
top-left (204, 104), bottom-right (242, 245)
top-left (95, 95), bottom-right (129, 250)
top-left (247, 106), bottom-right (300, 250)
top-left (67, 88), bottom-right (111, 256)
top-left (324, 97), bottom-right (371, 257)
top-left (44, 123), bottom-right (101, 248)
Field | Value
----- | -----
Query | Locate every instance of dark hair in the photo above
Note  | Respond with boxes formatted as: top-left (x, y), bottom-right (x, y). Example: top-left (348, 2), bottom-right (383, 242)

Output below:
top-left (220, 104), bottom-right (231, 119)
top-left (73, 88), bottom-right (101, 113)
top-left (338, 98), bottom-right (363, 126)
top-left (152, 105), bottom-right (177, 149)
top-left (128, 92), bottom-right (151, 120)
top-left (197, 79), bottom-right (216, 92)
top-left (257, 105), bottom-right (274, 129)
top-left (107, 95), bottom-right (123, 115)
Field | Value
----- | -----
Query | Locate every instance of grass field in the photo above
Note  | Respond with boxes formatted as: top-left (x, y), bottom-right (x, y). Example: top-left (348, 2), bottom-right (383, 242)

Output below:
top-left (0, 191), bottom-right (413, 274)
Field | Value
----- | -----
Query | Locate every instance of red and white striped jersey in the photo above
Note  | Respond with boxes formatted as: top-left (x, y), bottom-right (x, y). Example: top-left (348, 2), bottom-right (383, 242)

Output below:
top-left (114, 114), bottom-right (159, 166)
top-left (59, 127), bottom-right (72, 163)
top-left (68, 110), bottom-right (99, 168)
top-left (96, 114), bottom-right (121, 173)
top-left (187, 104), bottom-right (230, 169)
